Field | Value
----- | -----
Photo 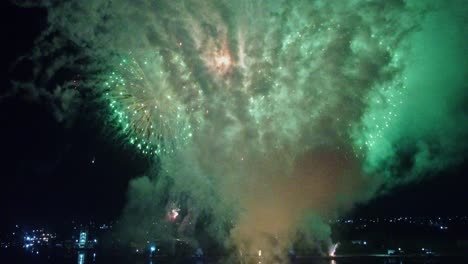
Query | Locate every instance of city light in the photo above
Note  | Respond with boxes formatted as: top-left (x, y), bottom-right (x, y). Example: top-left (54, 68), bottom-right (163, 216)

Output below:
top-left (2, 216), bottom-right (467, 260)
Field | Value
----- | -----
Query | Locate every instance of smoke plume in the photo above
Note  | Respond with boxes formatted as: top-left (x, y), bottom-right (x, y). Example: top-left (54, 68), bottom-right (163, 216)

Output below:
top-left (14, 0), bottom-right (467, 262)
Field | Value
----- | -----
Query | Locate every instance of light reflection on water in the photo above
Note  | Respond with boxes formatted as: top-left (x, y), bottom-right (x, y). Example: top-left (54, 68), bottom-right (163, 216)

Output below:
top-left (73, 254), bottom-right (464, 264)
top-left (77, 252), bottom-right (85, 264)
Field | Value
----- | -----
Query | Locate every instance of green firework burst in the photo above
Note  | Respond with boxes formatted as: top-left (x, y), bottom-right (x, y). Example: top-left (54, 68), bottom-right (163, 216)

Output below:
top-left (103, 51), bottom-right (203, 155)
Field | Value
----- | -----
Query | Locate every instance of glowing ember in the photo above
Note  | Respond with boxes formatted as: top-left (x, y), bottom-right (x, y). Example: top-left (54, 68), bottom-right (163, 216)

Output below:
top-left (202, 38), bottom-right (233, 76)
top-left (167, 208), bottom-right (180, 221)
top-left (215, 54), bottom-right (231, 68)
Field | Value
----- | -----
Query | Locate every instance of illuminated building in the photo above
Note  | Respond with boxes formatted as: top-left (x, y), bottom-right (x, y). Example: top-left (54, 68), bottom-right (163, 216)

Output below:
top-left (78, 231), bottom-right (87, 249)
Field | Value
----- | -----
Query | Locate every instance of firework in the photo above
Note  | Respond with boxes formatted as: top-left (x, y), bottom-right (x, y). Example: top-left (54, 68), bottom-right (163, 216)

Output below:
top-left (36, 0), bottom-right (465, 259)
top-left (328, 243), bottom-right (339, 257)
top-left (166, 202), bottom-right (181, 222)
top-left (103, 50), bottom-right (204, 155)
top-left (167, 209), bottom-right (180, 222)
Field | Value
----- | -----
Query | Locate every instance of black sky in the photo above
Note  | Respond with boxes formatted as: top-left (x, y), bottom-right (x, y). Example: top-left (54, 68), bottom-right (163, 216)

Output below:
top-left (1, 2), bottom-right (467, 230)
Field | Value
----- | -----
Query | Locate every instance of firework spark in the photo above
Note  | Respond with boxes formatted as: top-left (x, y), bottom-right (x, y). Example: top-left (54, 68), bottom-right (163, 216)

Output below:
top-left (329, 243), bottom-right (339, 257)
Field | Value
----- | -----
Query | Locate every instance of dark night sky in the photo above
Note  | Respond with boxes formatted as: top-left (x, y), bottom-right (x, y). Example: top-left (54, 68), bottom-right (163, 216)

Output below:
top-left (0, 2), bottom-right (148, 228)
top-left (1, 2), bottom-right (467, 230)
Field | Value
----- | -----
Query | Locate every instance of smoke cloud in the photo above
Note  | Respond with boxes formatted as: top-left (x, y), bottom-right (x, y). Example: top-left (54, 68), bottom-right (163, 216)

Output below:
top-left (15, 0), bottom-right (467, 262)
